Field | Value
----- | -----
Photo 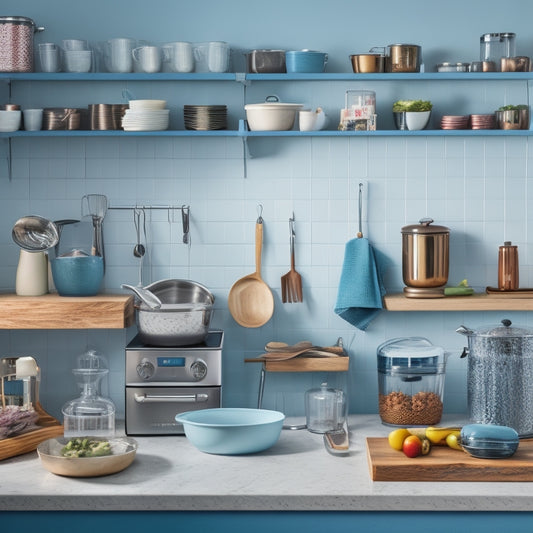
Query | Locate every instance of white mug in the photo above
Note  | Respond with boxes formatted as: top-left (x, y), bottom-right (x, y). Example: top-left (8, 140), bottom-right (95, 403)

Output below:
top-left (62, 39), bottom-right (88, 51)
top-left (163, 41), bottom-right (194, 73)
top-left (38, 43), bottom-right (60, 72)
top-left (207, 41), bottom-right (229, 73)
top-left (105, 38), bottom-right (135, 73)
top-left (23, 108), bottom-right (43, 131)
top-left (63, 50), bottom-right (92, 73)
top-left (299, 108), bottom-right (327, 131)
top-left (132, 46), bottom-right (162, 73)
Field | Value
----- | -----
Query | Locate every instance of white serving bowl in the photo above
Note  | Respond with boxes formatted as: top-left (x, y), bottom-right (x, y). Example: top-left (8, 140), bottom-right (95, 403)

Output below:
top-left (128, 99), bottom-right (167, 111)
top-left (245, 100), bottom-right (303, 131)
top-left (0, 110), bottom-right (21, 132)
top-left (393, 110), bottom-right (431, 131)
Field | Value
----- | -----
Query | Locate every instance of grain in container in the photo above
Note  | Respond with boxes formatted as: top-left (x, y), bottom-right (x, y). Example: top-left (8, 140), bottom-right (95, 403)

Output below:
top-left (377, 337), bottom-right (448, 427)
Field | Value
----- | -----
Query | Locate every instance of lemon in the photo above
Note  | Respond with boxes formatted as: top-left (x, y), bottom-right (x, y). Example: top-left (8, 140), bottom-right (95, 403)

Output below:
top-left (388, 428), bottom-right (411, 451)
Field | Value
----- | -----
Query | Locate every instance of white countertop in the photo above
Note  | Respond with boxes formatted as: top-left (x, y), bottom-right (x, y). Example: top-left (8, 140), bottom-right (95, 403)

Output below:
top-left (1, 414), bottom-right (533, 512)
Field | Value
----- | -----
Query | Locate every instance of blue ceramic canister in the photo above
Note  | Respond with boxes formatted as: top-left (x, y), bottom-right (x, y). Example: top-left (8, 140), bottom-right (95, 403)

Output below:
top-left (461, 423), bottom-right (519, 459)
top-left (285, 50), bottom-right (328, 73)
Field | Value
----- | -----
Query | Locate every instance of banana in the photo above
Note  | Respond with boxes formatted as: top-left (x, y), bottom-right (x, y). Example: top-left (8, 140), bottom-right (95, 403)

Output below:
top-left (445, 430), bottom-right (463, 451)
top-left (406, 427), bottom-right (427, 439)
top-left (426, 426), bottom-right (462, 445)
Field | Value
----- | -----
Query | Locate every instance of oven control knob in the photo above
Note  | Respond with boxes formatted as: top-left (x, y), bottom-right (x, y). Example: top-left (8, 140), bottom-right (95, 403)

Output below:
top-left (190, 359), bottom-right (208, 381)
top-left (137, 360), bottom-right (155, 380)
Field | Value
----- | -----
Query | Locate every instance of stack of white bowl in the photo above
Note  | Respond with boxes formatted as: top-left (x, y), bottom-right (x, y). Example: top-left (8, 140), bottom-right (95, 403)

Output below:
top-left (0, 110), bottom-right (22, 132)
top-left (122, 99), bottom-right (169, 131)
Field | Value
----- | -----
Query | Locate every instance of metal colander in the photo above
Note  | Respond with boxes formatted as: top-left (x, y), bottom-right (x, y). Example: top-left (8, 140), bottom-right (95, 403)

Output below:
top-left (457, 319), bottom-right (533, 437)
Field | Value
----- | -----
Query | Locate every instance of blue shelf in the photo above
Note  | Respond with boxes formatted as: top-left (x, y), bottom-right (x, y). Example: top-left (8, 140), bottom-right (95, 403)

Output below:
top-left (1, 72), bottom-right (533, 82)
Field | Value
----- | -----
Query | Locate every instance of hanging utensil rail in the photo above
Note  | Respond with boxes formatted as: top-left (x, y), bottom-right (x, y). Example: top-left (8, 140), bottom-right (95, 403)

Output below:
top-left (108, 204), bottom-right (190, 244)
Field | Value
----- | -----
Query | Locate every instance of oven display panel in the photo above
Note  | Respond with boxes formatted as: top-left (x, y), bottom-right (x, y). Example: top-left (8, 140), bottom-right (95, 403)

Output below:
top-left (157, 357), bottom-right (186, 367)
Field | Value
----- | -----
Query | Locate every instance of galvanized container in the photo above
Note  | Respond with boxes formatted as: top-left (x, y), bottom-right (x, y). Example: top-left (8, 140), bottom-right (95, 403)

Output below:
top-left (457, 319), bottom-right (533, 437)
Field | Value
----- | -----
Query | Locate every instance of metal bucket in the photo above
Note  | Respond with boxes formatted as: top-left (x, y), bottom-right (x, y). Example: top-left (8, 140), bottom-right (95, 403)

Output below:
top-left (0, 16), bottom-right (44, 72)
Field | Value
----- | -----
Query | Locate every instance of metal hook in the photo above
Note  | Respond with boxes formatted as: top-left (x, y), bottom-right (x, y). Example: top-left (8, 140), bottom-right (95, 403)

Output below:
top-left (357, 182), bottom-right (363, 238)
top-left (289, 212), bottom-right (295, 237)
top-left (182, 205), bottom-right (190, 244)
top-left (256, 204), bottom-right (263, 224)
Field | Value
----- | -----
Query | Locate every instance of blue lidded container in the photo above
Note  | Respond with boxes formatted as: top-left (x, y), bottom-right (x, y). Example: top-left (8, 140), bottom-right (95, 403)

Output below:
top-left (285, 50), bottom-right (328, 73)
top-left (461, 423), bottom-right (519, 459)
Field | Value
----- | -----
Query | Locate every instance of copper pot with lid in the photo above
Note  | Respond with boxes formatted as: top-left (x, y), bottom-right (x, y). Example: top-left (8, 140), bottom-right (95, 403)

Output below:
top-left (401, 218), bottom-right (450, 298)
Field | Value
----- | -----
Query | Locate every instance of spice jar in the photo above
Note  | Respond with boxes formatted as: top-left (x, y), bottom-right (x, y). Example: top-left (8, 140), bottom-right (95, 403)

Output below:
top-left (377, 337), bottom-right (448, 427)
top-left (498, 241), bottom-right (519, 290)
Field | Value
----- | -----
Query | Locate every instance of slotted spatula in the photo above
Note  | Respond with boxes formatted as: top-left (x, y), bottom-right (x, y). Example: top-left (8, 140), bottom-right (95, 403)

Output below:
top-left (281, 213), bottom-right (303, 303)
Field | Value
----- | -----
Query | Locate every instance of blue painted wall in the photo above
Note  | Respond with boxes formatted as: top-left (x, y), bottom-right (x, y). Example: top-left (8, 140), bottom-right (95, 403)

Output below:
top-left (1, 0), bottom-right (533, 421)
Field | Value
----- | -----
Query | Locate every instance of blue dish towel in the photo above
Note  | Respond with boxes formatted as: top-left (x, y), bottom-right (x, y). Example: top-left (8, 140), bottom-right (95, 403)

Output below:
top-left (334, 237), bottom-right (388, 331)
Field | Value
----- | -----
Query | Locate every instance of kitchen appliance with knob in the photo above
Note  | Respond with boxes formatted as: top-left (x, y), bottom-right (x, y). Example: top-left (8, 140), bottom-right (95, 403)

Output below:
top-left (125, 330), bottom-right (223, 435)
top-left (401, 218), bottom-right (450, 298)
top-left (457, 319), bottom-right (533, 437)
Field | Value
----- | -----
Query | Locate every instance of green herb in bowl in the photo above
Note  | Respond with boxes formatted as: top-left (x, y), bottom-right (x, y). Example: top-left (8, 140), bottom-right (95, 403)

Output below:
top-left (61, 437), bottom-right (112, 458)
top-left (392, 100), bottom-right (433, 112)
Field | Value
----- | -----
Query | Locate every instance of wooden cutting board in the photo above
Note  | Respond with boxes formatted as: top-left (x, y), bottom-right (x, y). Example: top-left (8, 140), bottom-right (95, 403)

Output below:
top-left (367, 437), bottom-right (533, 482)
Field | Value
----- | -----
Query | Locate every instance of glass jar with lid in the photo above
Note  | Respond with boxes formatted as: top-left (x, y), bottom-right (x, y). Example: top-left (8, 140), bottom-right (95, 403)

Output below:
top-left (377, 337), bottom-right (448, 427)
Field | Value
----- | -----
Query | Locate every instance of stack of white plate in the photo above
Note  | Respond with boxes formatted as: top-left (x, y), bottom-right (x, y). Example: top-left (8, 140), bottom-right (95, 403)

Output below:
top-left (123, 99), bottom-right (169, 131)
top-left (122, 108), bottom-right (170, 131)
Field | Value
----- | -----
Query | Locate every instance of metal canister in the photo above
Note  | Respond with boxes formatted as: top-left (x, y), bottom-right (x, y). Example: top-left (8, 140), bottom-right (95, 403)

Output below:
top-left (498, 241), bottom-right (519, 290)
top-left (0, 16), bottom-right (44, 72)
top-left (401, 218), bottom-right (450, 288)
top-left (386, 44), bottom-right (421, 73)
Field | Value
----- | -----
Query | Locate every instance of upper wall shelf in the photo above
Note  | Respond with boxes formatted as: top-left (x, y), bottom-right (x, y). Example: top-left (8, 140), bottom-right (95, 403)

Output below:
top-left (1, 72), bottom-right (533, 82)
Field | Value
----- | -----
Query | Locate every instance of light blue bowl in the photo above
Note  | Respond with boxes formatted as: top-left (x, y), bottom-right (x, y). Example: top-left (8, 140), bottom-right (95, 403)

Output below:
top-left (175, 408), bottom-right (285, 455)
top-left (51, 256), bottom-right (104, 296)
top-left (285, 50), bottom-right (328, 73)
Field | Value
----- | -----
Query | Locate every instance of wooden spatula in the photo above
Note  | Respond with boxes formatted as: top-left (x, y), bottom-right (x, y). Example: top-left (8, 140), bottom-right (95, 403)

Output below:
top-left (281, 214), bottom-right (303, 303)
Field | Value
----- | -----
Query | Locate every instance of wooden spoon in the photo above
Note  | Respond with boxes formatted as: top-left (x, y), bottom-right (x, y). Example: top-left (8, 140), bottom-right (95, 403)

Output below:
top-left (228, 216), bottom-right (274, 328)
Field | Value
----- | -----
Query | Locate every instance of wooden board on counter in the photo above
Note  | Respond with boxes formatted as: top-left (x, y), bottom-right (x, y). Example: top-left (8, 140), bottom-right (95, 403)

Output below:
top-left (367, 437), bottom-right (533, 482)
top-left (0, 293), bottom-right (134, 329)
top-left (0, 403), bottom-right (63, 461)
top-left (383, 292), bottom-right (533, 311)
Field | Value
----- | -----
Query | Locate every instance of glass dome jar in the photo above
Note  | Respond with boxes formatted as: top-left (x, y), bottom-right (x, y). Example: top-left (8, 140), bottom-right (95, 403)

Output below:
top-left (62, 349), bottom-right (115, 437)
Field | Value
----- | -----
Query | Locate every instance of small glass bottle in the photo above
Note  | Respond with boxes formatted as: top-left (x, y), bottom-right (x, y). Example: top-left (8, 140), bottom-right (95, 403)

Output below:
top-left (498, 241), bottom-right (519, 291)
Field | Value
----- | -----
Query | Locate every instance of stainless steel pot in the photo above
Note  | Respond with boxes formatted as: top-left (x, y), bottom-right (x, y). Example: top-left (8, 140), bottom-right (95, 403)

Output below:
top-left (457, 319), bottom-right (533, 436)
top-left (377, 43), bottom-right (421, 73)
top-left (135, 279), bottom-right (215, 346)
top-left (0, 16), bottom-right (44, 72)
top-left (401, 218), bottom-right (449, 288)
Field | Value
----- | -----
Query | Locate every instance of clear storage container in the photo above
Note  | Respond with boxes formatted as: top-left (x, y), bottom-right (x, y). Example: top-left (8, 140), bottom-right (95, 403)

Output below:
top-left (377, 337), bottom-right (447, 426)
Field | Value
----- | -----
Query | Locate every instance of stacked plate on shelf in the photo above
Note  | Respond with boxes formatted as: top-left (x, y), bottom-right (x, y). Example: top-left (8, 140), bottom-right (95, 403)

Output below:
top-left (122, 108), bottom-right (170, 131)
top-left (469, 114), bottom-right (496, 130)
top-left (183, 105), bottom-right (227, 131)
top-left (440, 115), bottom-right (469, 130)
top-left (89, 103), bottom-right (129, 130)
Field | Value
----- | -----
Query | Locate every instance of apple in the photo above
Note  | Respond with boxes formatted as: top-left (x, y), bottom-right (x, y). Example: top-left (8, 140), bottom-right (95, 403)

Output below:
top-left (402, 435), bottom-right (423, 458)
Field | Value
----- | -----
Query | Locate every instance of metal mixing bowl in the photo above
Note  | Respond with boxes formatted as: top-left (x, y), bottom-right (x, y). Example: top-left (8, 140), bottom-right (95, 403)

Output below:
top-left (135, 279), bottom-right (215, 346)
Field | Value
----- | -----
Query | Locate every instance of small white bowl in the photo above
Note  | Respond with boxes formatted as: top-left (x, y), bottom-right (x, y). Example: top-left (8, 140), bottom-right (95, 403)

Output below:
top-left (0, 110), bottom-right (22, 132)
top-left (128, 99), bottom-right (167, 111)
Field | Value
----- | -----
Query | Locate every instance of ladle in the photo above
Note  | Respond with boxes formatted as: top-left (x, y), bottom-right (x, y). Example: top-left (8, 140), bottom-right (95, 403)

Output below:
top-left (12, 215), bottom-right (60, 251)
top-left (228, 206), bottom-right (274, 328)
top-left (121, 284), bottom-right (162, 309)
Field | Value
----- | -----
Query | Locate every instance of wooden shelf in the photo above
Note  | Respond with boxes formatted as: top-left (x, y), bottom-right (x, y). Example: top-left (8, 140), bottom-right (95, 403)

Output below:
top-left (383, 292), bottom-right (533, 311)
top-left (245, 356), bottom-right (349, 372)
top-left (0, 293), bottom-right (134, 329)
